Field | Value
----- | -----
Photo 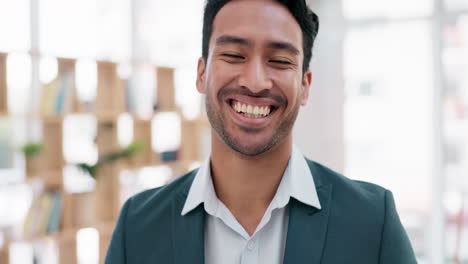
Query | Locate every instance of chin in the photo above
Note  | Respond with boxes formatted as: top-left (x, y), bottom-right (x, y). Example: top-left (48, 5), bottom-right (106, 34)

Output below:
top-left (227, 138), bottom-right (275, 157)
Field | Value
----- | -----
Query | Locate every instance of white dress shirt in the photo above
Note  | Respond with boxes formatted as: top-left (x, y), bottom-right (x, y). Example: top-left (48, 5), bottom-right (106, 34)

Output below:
top-left (181, 145), bottom-right (321, 264)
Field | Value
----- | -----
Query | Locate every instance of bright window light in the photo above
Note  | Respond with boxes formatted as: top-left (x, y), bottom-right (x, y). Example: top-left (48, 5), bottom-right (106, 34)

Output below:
top-left (0, 183), bottom-right (32, 226)
top-left (77, 228), bottom-right (99, 264)
top-left (344, 22), bottom-right (433, 210)
top-left (444, 16), bottom-right (468, 85)
top-left (75, 59), bottom-right (97, 103)
top-left (63, 114), bottom-right (98, 164)
top-left (6, 53), bottom-right (32, 115)
top-left (131, 64), bottom-right (155, 119)
top-left (96, 0), bottom-right (131, 60)
top-left (39, 57), bottom-right (58, 84)
top-left (34, 238), bottom-right (58, 264)
top-left (64, 165), bottom-right (95, 193)
top-left (342, 0), bottom-right (433, 19)
top-left (0, 0), bottom-right (30, 52)
top-left (9, 242), bottom-right (33, 264)
top-left (138, 165), bottom-right (172, 189)
top-left (117, 62), bottom-right (132, 80)
top-left (117, 113), bottom-right (134, 147)
top-left (445, 0), bottom-right (468, 11)
top-left (176, 68), bottom-right (202, 120)
top-left (151, 112), bottom-right (181, 153)
top-left (135, 0), bottom-right (204, 120)
top-left (40, 0), bottom-right (97, 58)
top-left (136, 0), bottom-right (203, 67)
top-left (119, 169), bottom-right (139, 203)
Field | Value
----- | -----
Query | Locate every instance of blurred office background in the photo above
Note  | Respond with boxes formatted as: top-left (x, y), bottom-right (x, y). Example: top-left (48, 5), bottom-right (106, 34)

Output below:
top-left (0, 0), bottom-right (467, 263)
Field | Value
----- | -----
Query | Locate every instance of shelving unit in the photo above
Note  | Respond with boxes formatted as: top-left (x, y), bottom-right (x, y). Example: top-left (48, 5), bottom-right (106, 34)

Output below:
top-left (156, 67), bottom-right (177, 111)
top-left (56, 58), bottom-right (80, 114)
top-left (132, 118), bottom-right (157, 167)
top-left (0, 241), bottom-right (9, 264)
top-left (0, 53), bottom-right (208, 264)
top-left (95, 61), bottom-right (127, 118)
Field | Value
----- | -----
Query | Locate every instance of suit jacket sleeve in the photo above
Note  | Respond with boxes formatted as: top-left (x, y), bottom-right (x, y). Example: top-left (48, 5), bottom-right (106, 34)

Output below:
top-left (379, 190), bottom-right (417, 264)
top-left (105, 197), bottom-right (132, 264)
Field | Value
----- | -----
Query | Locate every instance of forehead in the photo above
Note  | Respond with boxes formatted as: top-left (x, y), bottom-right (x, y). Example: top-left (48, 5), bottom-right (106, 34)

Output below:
top-left (210, 0), bottom-right (303, 51)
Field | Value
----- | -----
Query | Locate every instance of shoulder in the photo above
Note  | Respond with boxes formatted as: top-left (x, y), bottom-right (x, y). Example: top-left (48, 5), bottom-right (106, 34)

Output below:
top-left (307, 159), bottom-right (389, 250)
top-left (124, 169), bottom-right (198, 217)
top-left (304, 161), bottom-right (416, 261)
top-left (110, 169), bottom-right (198, 262)
top-left (306, 158), bottom-right (388, 213)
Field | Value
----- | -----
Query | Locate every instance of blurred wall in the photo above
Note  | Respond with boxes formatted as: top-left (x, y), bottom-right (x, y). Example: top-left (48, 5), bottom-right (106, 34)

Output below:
top-left (294, 0), bottom-right (345, 173)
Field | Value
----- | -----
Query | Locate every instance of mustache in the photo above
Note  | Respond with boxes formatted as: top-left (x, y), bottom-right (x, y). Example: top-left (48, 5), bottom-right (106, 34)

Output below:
top-left (218, 87), bottom-right (287, 107)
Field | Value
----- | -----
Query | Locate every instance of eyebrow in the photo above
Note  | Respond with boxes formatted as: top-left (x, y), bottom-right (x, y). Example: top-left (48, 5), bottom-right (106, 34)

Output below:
top-left (266, 41), bottom-right (300, 55)
top-left (215, 35), bottom-right (300, 55)
top-left (215, 35), bottom-right (252, 47)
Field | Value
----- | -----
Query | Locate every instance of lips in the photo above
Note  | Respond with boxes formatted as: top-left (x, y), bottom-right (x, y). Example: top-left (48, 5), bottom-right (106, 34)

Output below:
top-left (224, 95), bottom-right (280, 127)
top-left (225, 94), bottom-right (281, 109)
top-left (231, 100), bottom-right (272, 118)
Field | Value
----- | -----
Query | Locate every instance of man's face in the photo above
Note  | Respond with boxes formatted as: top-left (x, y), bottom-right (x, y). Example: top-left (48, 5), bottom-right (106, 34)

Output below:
top-left (196, 0), bottom-right (312, 156)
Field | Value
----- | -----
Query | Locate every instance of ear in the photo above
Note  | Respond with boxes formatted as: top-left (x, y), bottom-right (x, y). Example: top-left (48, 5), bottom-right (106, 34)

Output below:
top-left (196, 57), bottom-right (207, 94)
top-left (300, 70), bottom-right (312, 105)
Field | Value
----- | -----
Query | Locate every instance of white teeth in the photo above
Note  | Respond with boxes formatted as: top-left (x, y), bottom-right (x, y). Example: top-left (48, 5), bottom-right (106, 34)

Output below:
top-left (253, 106), bottom-right (259, 115)
top-left (235, 102), bottom-right (242, 112)
top-left (247, 105), bottom-right (252, 114)
top-left (231, 100), bottom-right (272, 118)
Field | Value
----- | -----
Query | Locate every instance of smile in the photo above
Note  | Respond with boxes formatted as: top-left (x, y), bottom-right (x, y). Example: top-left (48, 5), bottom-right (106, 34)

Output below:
top-left (226, 98), bottom-right (279, 127)
top-left (231, 100), bottom-right (272, 118)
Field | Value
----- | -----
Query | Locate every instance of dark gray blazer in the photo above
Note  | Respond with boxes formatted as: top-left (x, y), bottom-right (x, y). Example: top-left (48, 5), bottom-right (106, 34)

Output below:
top-left (105, 158), bottom-right (417, 263)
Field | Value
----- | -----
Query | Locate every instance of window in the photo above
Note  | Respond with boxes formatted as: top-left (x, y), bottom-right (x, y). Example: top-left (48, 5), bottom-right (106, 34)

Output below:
top-left (342, 0), bottom-right (432, 19)
top-left (40, 0), bottom-right (130, 60)
top-left (445, 0), bottom-right (468, 11)
top-left (0, 0), bottom-right (30, 52)
top-left (443, 14), bottom-right (468, 260)
top-left (135, 0), bottom-right (204, 120)
top-left (40, 0), bottom-right (97, 58)
top-left (343, 2), bottom-right (435, 261)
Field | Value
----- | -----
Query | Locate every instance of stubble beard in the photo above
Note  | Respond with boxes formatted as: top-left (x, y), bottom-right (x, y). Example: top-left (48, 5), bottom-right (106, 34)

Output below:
top-left (205, 90), bottom-right (301, 157)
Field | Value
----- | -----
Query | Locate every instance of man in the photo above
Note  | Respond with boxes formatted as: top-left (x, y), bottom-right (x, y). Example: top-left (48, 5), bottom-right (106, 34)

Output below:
top-left (105, 0), bottom-right (417, 263)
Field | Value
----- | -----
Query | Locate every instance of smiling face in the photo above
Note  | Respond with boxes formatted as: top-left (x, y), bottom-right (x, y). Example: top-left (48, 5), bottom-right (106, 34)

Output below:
top-left (196, 0), bottom-right (312, 156)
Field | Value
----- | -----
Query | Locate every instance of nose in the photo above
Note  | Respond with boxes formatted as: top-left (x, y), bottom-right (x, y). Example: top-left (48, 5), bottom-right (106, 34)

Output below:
top-left (238, 57), bottom-right (273, 93)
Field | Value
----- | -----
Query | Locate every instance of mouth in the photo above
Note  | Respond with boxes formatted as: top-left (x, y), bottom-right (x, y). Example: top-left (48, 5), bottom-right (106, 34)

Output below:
top-left (224, 96), bottom-right (280, 128)
top-left (228, 99), bottom-right (278, 118)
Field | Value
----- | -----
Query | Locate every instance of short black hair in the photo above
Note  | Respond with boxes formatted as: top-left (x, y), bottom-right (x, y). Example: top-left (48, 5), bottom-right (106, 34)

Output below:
top-left (202, 0), bottom-right (319, 74)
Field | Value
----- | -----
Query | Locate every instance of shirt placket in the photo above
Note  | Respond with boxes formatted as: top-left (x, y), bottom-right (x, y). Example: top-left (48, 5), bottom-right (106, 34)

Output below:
top-left (240, 237), bottom-right (259, 264)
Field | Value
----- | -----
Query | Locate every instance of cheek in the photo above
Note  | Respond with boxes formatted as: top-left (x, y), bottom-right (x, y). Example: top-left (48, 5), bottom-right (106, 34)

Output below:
top-left (272, 73), bottom-right (303, 104)
top-left (207, 62), bottom-right (238, 94)
top-left (205, 74), bottom-right (226, 106)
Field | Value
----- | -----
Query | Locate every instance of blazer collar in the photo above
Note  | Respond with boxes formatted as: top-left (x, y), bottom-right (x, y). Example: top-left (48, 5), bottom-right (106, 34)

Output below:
top-left (172, 170), bottom-right (205, 264)
top-left (172, 159), bottom-right (333, 264)
top-left (181, 145), bottom-right (322, 216)
top-left (283, 185), bottom-right (333, 264)
top-left (282, 159), bottom-right (333, 264)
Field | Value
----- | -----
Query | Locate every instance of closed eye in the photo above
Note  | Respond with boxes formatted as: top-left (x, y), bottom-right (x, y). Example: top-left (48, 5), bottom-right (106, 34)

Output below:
top-left (222, 53), bottom-right (244, 59)
top-left (270, 60), bottom-right (292, 65)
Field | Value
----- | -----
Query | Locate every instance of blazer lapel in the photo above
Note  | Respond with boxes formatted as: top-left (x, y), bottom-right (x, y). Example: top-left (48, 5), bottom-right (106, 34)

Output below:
top-left (172, 181), bottom-right (205, 264)
top-left (283, 183), bottom-right (333, 264)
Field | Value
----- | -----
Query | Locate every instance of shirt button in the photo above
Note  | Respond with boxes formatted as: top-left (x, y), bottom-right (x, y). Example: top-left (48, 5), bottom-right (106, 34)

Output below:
top-left (247, 240), bottom-right (256, 250)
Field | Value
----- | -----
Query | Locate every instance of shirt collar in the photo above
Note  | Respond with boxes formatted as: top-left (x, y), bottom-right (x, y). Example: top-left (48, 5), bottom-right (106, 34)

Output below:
top-left (181, 145), bottom-right (321, 216)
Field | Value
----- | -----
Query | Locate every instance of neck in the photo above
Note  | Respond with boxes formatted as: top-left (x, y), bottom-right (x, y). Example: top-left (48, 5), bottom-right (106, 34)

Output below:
top-left (210, 131), bottom-right (292, 217)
